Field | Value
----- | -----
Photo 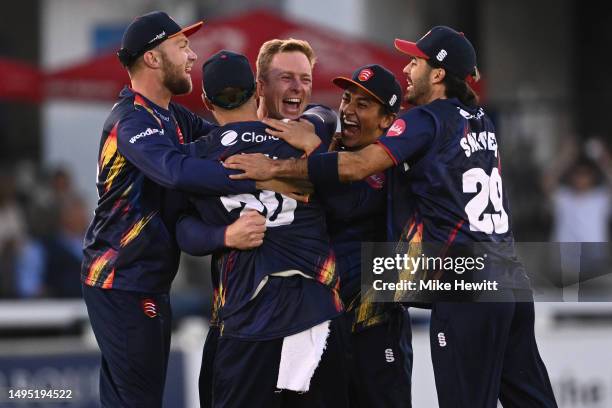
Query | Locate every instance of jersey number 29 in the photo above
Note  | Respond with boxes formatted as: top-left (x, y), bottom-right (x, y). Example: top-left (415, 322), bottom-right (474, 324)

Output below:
top-left (462, 167), bottom-right (509, 234)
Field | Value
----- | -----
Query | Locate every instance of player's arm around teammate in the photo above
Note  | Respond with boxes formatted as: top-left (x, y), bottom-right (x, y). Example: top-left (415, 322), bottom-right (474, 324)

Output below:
top-left (323, 65), bottom-right (413, 408)
top-left (224, 26), bottom-right (558, 408)
top-left (185, 50), bottom-right (348, 408)
top-left (81, 12), bottom-right (264, 408)
top-left (230, 63), bottom-right (415, 408)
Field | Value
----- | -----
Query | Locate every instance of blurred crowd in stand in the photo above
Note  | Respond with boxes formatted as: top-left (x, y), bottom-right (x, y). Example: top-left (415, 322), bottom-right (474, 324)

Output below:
top-left (543, 136), bottom-right (612, 296)
top-left (0, 161), bottom-right (212, 319)
top-left (0, 163), bottom-right (87, 299)
top-left (490, 133), bottom-right (611, 243)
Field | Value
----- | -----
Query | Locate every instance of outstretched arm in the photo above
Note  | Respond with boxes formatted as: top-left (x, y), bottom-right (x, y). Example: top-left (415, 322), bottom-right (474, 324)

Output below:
top-left (224, 143), bottom-right (394, 184)
top-left (116, 111), bottom-right (256, 196)
top-left (541, 135), bottom-right (579, 195)
top-left (223, 107), bottom-right (435, 189)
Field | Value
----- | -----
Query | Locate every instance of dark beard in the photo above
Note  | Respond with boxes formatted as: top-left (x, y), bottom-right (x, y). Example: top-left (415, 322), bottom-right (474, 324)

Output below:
top-left (405, 84), bottom-right (423, 105)
top-left (405, 75), bottom-right (431, 106)
top-left (160, 53), bottom-right (192, 95)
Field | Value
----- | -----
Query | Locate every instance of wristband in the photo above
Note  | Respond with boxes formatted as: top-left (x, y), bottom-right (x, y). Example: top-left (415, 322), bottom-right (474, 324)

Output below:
top-left (308, 151), bottom-right (339, 187)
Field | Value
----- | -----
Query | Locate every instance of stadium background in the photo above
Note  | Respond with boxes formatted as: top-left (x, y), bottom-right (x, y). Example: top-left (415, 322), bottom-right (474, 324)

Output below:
top-left (0, 0), bottom-right (610, 406)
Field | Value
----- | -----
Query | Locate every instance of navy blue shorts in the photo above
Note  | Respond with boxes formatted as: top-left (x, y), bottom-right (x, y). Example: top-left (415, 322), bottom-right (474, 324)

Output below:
top-left (82, 284), bottom-right (172, 408)
top-left (430, 289), bottom-right (557, 408)
top-left (199, 325), bottom-right (220, 408)
top-left (345, 306), bottom-right (412, 408)
top-left (212, 317), bottom-right (349, 408)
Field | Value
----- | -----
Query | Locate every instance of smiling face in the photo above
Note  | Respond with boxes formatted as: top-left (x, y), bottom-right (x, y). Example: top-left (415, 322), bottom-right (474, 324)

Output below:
top-left (156, 33), bottom-right (197, 95)
top-left (257, 51), bottom-right (313, 119)
top-left (338, 85), bottom-right (394, 150)
top-left (402, 56), bottom-right (435, 106)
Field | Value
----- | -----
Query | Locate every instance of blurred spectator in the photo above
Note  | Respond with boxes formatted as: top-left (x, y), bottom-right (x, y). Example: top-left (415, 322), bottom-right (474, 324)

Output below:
top-left (9, 163), bottom-right (86, 299)
top-left (49, 167), bottom-right (73, 198)
top-left (0, 169), bottom-right (27, 297)
top-left (25, 165), bottom-right (77, 239)
top-left (542, 137), bottom-right (612, 300)
top-left (42, 193), bottom-right (88, 297)
top-left (15, 193), bottom-right (88, 298)
top-left (543, 137), bottom-right (611, 242)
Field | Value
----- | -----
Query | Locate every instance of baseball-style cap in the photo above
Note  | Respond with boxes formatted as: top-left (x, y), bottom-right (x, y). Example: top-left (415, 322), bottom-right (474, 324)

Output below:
top-left (333, 64), bottom-right (402, 113)
top-left (394, 26), bottom-right (479, 81)
top-left (117, 11), bottom-right (203, 67)
top-left (202, 50), bottom-right (255, 110)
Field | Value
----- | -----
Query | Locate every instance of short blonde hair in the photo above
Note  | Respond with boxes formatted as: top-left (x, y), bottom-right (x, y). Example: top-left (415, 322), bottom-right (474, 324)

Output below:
top-left (256, 38), bottom-right (316, 81)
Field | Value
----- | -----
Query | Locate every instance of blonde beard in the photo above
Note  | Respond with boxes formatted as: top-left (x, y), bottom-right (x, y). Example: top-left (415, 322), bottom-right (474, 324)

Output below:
top-left (160, 52), bottom-right (192, 96)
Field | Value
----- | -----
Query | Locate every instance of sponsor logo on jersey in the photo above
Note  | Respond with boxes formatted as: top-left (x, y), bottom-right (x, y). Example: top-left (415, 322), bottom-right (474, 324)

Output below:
top-left (141, 298), bottom-right (158, 318)
top-left (358, 68), bottom-right (374, 81)
top-left (436, 49), bottom-right (448, 61)
top-left (221, 129), bottom-right (280, 146)
top-left (220, 130), bottom-right (239, 146)
top-left (437, 332), bottom-right (447, 347)
top-left (153, 109), bottom-right (170, 122)
top-left (241, 132), bottom-right (279, 143)
top-left (386, 118), bottom-right (406, 137)
top-left (365, 172), bottom-right (385, 190)
top-left (129, 127), bottom-right (164, 144)
top-left (385, 348), bottom-right (395, 363)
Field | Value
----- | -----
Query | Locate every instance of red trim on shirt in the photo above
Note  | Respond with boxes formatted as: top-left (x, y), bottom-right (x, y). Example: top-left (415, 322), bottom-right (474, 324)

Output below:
top-left (375, 140), bottom-right (399, 166)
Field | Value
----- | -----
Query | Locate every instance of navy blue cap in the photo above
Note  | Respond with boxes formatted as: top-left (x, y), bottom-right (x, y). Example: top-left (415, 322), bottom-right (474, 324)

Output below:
top-left (395, 26), bottom-right (478, 81)
top-left (117, 11), bottom-right (203, 67)
top-left (333, 64), bottom-right (402, 113)
top-left (202, 50), bottom-right (255, 109)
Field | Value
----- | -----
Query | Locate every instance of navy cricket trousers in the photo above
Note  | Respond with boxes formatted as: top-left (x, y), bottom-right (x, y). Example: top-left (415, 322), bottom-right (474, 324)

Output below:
top-left (82, 284), bottom-right (172, 408)
top-left (429, 290), bottom-right (557, 408)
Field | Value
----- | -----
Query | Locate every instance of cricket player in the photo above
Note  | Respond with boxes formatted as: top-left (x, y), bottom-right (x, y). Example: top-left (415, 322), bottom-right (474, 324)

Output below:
top-left (224, 26), bottom-right (558, 408)
top-left (181, 38), bottom-right (337, 407)
top-left (263, 64), bottom-right (413, 407)
top-left (177, 50), bottom-right (347, 408)
top-left (81, 12), bottom-right (262, 407)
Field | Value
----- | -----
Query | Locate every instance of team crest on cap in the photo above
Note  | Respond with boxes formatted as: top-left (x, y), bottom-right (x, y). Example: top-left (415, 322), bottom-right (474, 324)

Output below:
top-left (141, 298), bottom-right (158, 318)
top-left (386, 118), bottom-right (406, 137)
top-left (358, 69), bottom-right (374, 81)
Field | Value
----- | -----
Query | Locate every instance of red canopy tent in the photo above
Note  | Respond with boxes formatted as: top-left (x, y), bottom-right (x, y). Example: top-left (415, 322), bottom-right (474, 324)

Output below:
top-left (0, 58), bottom-right (42, 103)
top-left (44, 9), bottom-right (412, 113)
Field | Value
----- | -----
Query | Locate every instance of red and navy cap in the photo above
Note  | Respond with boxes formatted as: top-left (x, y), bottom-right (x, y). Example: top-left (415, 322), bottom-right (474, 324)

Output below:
top-left (395, 26), bottom-right (479, 82)
top-left (333, 64), bottom-right (402, 114)
top-left (202, 50), bottom-right (255, 110)
top-left (117, 11), bottom-right (203, 67)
